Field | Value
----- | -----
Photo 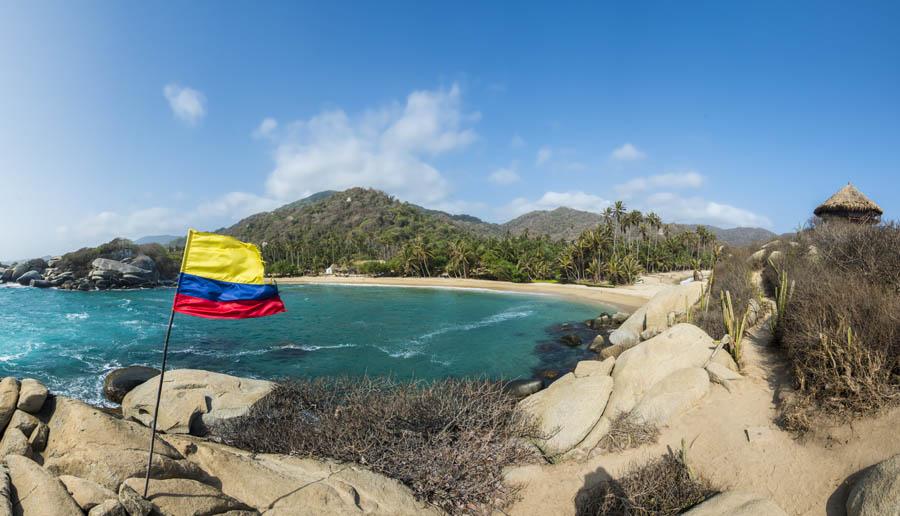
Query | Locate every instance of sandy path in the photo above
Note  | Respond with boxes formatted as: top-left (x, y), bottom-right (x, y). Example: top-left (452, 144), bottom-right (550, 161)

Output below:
top-left (277, 272), bottom-right (695, 312)
top-left (505, 316), bottom-right (900, 516)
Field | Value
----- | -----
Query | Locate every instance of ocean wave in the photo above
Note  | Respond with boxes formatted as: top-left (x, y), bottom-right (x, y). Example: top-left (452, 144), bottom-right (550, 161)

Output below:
top-left (65, 312), bottom-right (89, 321)
top-left (418, 308), bottom-right (534, 341)
top-left (278, 343), bottom-right (357, 352)
top-left (0, 341), bottom-right (40, 363)
top-left (388, 348), bottom-right (423, 359)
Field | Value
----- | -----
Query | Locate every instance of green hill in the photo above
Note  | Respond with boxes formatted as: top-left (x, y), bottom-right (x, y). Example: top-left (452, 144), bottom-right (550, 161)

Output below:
top-left (500, 207), bottom-right (603, 241)
top-left (223, 188), bottom-right (492, 261)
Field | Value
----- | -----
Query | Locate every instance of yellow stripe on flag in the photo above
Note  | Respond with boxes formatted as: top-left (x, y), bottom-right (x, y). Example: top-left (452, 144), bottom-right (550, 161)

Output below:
top-left (181, 229), bottom-right (266, 285)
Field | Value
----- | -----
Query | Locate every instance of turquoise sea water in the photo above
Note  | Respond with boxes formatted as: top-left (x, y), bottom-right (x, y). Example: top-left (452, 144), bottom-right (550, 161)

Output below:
top-left (0, 283), bottom-right (606, 405)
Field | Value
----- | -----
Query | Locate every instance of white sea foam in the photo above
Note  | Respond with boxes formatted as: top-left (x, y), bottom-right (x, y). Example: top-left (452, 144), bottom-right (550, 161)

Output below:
top-left (65, 312), bottom-right (89, 321)
top-left (279, 343), bottom-right (357, 352)
top-left (418, 308), bottom-right (534, 341)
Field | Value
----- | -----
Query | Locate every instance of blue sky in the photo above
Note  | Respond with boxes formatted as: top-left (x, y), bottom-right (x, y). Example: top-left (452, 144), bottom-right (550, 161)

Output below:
top-left (2, 1), bottom-right (899, 259)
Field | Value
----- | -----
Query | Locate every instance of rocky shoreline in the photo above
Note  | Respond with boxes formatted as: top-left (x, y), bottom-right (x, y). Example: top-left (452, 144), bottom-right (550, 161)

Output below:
top-left (0, 370), bottom-right (437, 515)
top-left (0, 254), bottom-right (175, 291)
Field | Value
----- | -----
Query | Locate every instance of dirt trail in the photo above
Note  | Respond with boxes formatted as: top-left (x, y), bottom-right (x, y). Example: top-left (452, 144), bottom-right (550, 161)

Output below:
top-left (505, 316), bottom-right (900, 515)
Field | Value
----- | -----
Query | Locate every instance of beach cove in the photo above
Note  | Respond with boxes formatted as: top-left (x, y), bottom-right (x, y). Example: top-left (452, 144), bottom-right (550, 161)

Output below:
top-left (0, 280), bottom-right (641, 406)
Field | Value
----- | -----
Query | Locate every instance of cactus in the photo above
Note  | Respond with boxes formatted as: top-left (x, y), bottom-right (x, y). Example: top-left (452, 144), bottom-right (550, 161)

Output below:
top-left (721, 290), bottom-right (749, 367)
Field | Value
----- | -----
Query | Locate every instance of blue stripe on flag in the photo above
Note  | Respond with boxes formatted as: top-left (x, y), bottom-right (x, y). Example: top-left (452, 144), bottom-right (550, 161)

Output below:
top-left (177, 273), bottom-right (279, 302)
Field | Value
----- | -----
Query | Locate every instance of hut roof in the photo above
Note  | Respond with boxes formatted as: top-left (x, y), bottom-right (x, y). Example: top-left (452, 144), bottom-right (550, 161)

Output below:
top-left (814, 183), bottom-right (883, 216)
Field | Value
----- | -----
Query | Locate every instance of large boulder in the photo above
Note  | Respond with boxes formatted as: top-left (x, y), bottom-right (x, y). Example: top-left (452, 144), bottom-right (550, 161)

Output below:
top-left (122, 478), bottom-right (251, 516)
top-left (609, 282), bottom-right (704, 350)
top-left (59, 475), bottom-right (118, 511)
top-left (122, 369), bottom-right (275, 435)
top-left (125, 255), bottom-right (156, 272)
top-left (605, 324), bottom-right (717, 417)
top-left (6, 411), bottom-right (38, 441)
top-left (4, 455), bottom-right (83, 515)
top-left (103, 366), bottom-right (160, 404)
top-left (0, 268), bottom-right (11, 283)
top-left (631, 367), bottom-right (710, 426)
top-left (0, 465), bottom-right (11, 516)
top-left (573, 357), bottom-right (615, 378)
top-left (517, 372), bottom-right (614, 457)
top-left (503, 379), bottom-right (543, 399)
top-left (163, 434), bottom-right (441, 515)
top-left (117, 483), bottom-right (154, 516)
top-left (0, 428), bottom-right (31, 459)
top-left (8, 264), bottom-right (30, 283)
top-left (91, 258), bottom-right (149, 276)
top-left (39, 396), bottom-right (205, 491)
top-left (87, 499), bottom-right (127, 516)
top-left (14, 271), bottom-right (42, 286)
top-left (682, 490), bottom-right (788, 515)
top-left (0, 379), bottom-right (18, 433)
top-left (846, 454), bottom-right (900, 516)
top-left (16, 379), bottom-right (47, 413)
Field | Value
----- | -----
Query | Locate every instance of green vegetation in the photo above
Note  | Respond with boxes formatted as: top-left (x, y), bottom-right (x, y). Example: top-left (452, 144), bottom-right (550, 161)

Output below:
top-left (56, 238), bottom-right (182, 279)
top-left (227, 188), bottom-right (718, 285)
top-left (720, 290), bottom-right (749, 367)
top-left (214, 376), bottom-right (541, 514)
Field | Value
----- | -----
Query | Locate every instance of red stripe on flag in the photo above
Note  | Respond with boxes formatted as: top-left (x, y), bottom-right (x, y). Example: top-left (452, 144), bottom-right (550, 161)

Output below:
top-left (173, 293), bottom-right (286, 320)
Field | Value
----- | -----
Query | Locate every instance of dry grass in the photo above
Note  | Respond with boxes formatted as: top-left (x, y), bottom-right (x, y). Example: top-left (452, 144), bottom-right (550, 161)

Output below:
top-left (213, 376), bottom-right (542, 515)
top-left (768, 222), bottom-right (900, 423)
top-left (596, 412), bottom-right (660, 453)
top-left (575, 448), bottom-right (716, 516)
top-left (696, 247), bottom-right (755, 340)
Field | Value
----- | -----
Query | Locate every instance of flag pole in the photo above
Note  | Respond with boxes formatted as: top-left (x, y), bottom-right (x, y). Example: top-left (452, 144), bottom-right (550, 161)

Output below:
top-left (143, 231), bottom-right (191, 497)
top-left (142, 304), bottom-right (176, 497)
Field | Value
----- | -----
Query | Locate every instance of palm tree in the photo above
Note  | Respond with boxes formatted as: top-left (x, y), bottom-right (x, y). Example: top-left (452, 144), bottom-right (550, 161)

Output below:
top-left (448, 238), bottom-right (474, 278)
top-left (409, 236), bottom-right (433, 277)
top-left (612, 201), bottom-right (626, 255)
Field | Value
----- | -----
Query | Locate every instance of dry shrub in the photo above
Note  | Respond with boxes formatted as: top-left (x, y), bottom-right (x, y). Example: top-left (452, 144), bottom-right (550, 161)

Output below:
top-left (213, 376), bottom-right (541, 515)
top-left (575, 449), bottom-right (716, 516)
top-left (778, 262), bottom-right (900, 415)
top-left (773, 221), bottom-right (900, 418)
top-left (696, 247), bottom-right (755, 340)
top-left (596, 412), bottom-right (660, 453)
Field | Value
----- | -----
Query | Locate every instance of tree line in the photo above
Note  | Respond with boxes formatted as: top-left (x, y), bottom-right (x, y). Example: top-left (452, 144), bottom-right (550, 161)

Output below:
top-left (261, 202), bottom-right (718, 285)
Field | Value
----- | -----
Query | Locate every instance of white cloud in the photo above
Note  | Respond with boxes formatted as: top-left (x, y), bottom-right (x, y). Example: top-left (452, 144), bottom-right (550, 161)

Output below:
top-left (611, 143), bottom-right (645, 161)
top-left (645, 192), bottom-right (771, 228)
top-left (62, 192), bottom-right (283, 244)
top-left (265, 83), bottom-right (477, 205)
top-left (192, 192), bottom-right (281, 220)
top-left (536, 146), bottom-right (552, 166)
top-left (502, 191), bottom-right (610, 218)
top-left (615, 171), bottom-right (705, 197)
top-left (253, 117), bottom-right (278, 139)
top-left (163, 83), bottom-right (206, 125)
top-left (60, 207), bottom-right (182, 242)
top-left (488, 165), bottom-right (520, 185)
top-left (57, 84), bottom-right (480, 250)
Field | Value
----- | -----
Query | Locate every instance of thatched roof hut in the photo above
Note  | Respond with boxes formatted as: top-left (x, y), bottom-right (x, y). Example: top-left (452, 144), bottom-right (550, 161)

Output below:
top-left (814, 183), bottom-right (883, 224)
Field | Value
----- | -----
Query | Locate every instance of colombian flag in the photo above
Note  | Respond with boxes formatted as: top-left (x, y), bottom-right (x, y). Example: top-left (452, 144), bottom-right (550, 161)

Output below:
top-left (173, 230), bottom-right (286, 319)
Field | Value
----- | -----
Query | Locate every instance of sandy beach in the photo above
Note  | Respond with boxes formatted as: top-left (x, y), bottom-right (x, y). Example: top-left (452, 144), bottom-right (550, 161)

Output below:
top-left (277, 271), bottom-right (695, 312)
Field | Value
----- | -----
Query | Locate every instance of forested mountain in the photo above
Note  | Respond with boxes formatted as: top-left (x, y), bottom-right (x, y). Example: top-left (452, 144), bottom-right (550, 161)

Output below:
top-left (224, 188), bottom-right (773, 250)
top-left (219, 188), bottom-right (741, 282)
top-left (671, 225), bottom-right (777, 247)
top-left (501, 207), bottom-right (603, 241)
top-left (223, 188), bottom-right (490, 265)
